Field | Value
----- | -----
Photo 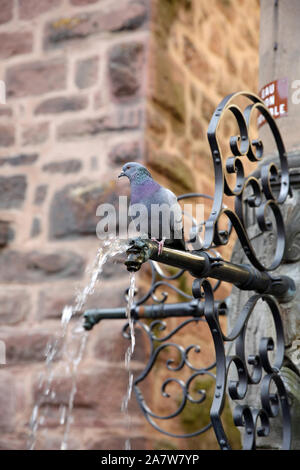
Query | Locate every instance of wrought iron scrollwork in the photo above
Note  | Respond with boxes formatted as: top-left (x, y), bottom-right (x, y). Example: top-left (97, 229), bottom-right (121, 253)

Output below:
top-left (121, 274), bottom-right (291, 448)
top-left (84, 91), bottom-right (294, 450)
top-left (204, 92), bottom-right (290, 271)
top-left (124, 92), bottom-right (292, 449)
top-left (192, 278), bottom-right (291, 450)
top-left (123, 316), bottom-right (216, 438)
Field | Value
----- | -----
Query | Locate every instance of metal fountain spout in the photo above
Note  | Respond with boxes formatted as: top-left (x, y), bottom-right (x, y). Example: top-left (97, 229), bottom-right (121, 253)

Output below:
top-left (124, 237), bottom-right (155, 272)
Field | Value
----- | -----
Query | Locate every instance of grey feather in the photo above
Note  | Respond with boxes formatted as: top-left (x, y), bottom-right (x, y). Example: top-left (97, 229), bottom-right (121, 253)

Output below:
top-left (118, 162), bottom-right (185, 250)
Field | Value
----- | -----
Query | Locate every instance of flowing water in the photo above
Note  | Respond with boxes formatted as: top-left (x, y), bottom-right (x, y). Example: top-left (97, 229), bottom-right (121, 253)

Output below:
top-left (28, 237), bottom-right (129, 450)
top-left (121, 272), bottom-right (136, 450)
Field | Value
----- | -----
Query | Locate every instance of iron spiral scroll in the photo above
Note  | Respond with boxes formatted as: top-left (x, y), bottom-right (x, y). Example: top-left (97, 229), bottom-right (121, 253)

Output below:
top-left (191, 279), bottom-right (291, 450)
top-left (122, 255), bottom-right (220, 440)
top-left (123, 275), bottom-right (291, 449)
top-left (204, 91), bottom-right (290, 271)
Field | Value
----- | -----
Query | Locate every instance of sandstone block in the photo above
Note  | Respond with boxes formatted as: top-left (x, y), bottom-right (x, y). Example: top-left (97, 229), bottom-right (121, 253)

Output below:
top-left (42, 159), bottom-right (82, 174)
top-left (0, 107), bottom-right (13, 117)
top-left (0, 124), bottom-right (15, 147)
top-left (108, 141), bottom-right (141, 166)
top-left (75, 56), bottom-right (98, 89)
top-left (22, 122), bottom-right (49, 146)
top-left (33, 365), bottom-right (131, 411)
top-left (108, 41), bottom-right (145, 100)
top-left (48, 180), bottom-right (126, 239)
top-left (0, 371), bottom-right (16, 431)
top-left (37, 287), bottom-right (76, 320)
top-left (0, 288), bottom-right (30, 324)
top-left (35, 95), bottom-right (88, 114)
top-left (0, 250), bottom-right (85, 282)
top-left (44, 1), bottom-right (147, 49)
top-left (0, 0), bottom-right (13, 25)
top-left (18, 0), bottom-right (62, 20)
top-left (6, 59), bottom-right (67, 98)
top-left (1, 328), bottom-right (59, 363)
top-left (0, 221), bottom-right (13, 246)
top-left (93, 319), bottom-right (147, 364)
top-left (0, 153), bottom-right (38, 167)
top-left (0, 31), bottom-right (33, 59)
top-left (0, 175), bottom-right (27, 209)
top-left (57, 108), bottom-right (142, 140)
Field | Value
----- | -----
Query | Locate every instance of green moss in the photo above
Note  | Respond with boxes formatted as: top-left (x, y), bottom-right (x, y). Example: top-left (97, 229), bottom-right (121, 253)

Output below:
top-left (179, 377), bottom-right (212, 431)
top-left (154, 439), bottom-right (178, 450)
top-left (222, 398), bottom-right (242, 449)
top-left (179, 376), bottom-right (242, 449)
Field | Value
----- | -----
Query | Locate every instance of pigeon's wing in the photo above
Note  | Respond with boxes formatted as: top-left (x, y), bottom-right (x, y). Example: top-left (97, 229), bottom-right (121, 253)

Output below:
top-left (156, 188), bottom-right (185, 251)
top-left (163, 188), bottom-right (183, 235)
top-left (130, 180), bottom-right (185, 249)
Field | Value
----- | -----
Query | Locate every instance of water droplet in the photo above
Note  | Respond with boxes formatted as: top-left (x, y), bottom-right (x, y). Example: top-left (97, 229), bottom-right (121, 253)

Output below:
top-left (61, 305), bottom-right (73, 327)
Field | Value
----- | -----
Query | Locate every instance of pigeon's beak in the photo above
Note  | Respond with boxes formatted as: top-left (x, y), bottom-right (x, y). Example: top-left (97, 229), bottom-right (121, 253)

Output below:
top-left (118, 171), bottom-right (125, 178)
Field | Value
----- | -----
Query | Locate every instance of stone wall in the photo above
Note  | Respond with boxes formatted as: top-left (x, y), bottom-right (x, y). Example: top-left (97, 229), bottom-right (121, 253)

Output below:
top-left (146, 0), bottom-right (260, 193)
top-left (0, 0), bottom-right (150, 450)
top-left (0, 0), bottom-right (260, 451)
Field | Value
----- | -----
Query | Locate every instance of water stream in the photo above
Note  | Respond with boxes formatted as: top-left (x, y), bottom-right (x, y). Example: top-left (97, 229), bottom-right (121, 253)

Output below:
top-left (121, 272), bottom-right (136, 450)
top-left (28, 237), bottom-right (129, 450)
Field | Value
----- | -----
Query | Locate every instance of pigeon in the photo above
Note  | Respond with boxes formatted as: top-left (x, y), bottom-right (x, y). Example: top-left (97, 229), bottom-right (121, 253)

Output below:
top-left (118, 162), bottom-right (185, 253)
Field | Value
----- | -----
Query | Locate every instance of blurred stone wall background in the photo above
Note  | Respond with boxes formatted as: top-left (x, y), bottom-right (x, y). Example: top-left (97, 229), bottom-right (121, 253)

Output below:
top-left (0, 0), bottom-right (259, 450)
top-left (144, 0), bottom-right (260, 450)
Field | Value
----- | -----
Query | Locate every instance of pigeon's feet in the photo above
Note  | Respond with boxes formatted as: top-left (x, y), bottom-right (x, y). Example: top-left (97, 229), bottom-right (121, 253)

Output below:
top-left (151, 237), bottom-right (165, 255)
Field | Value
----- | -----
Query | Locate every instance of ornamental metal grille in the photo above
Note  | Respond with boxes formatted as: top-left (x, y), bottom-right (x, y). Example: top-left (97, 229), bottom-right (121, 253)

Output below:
top-left (84, 91), bottom-right (296, 450)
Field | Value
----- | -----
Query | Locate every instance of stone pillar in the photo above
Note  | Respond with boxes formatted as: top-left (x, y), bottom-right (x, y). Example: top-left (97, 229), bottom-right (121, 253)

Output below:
top-left (259, 0), bottom-right (300, 403)
top-left (259, 0), bottom-right (300, 155)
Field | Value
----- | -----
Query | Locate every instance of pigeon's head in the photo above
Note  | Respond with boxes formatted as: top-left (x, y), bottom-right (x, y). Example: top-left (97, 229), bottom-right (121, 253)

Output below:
top-left (118, 162), bottom-right (152, 182)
